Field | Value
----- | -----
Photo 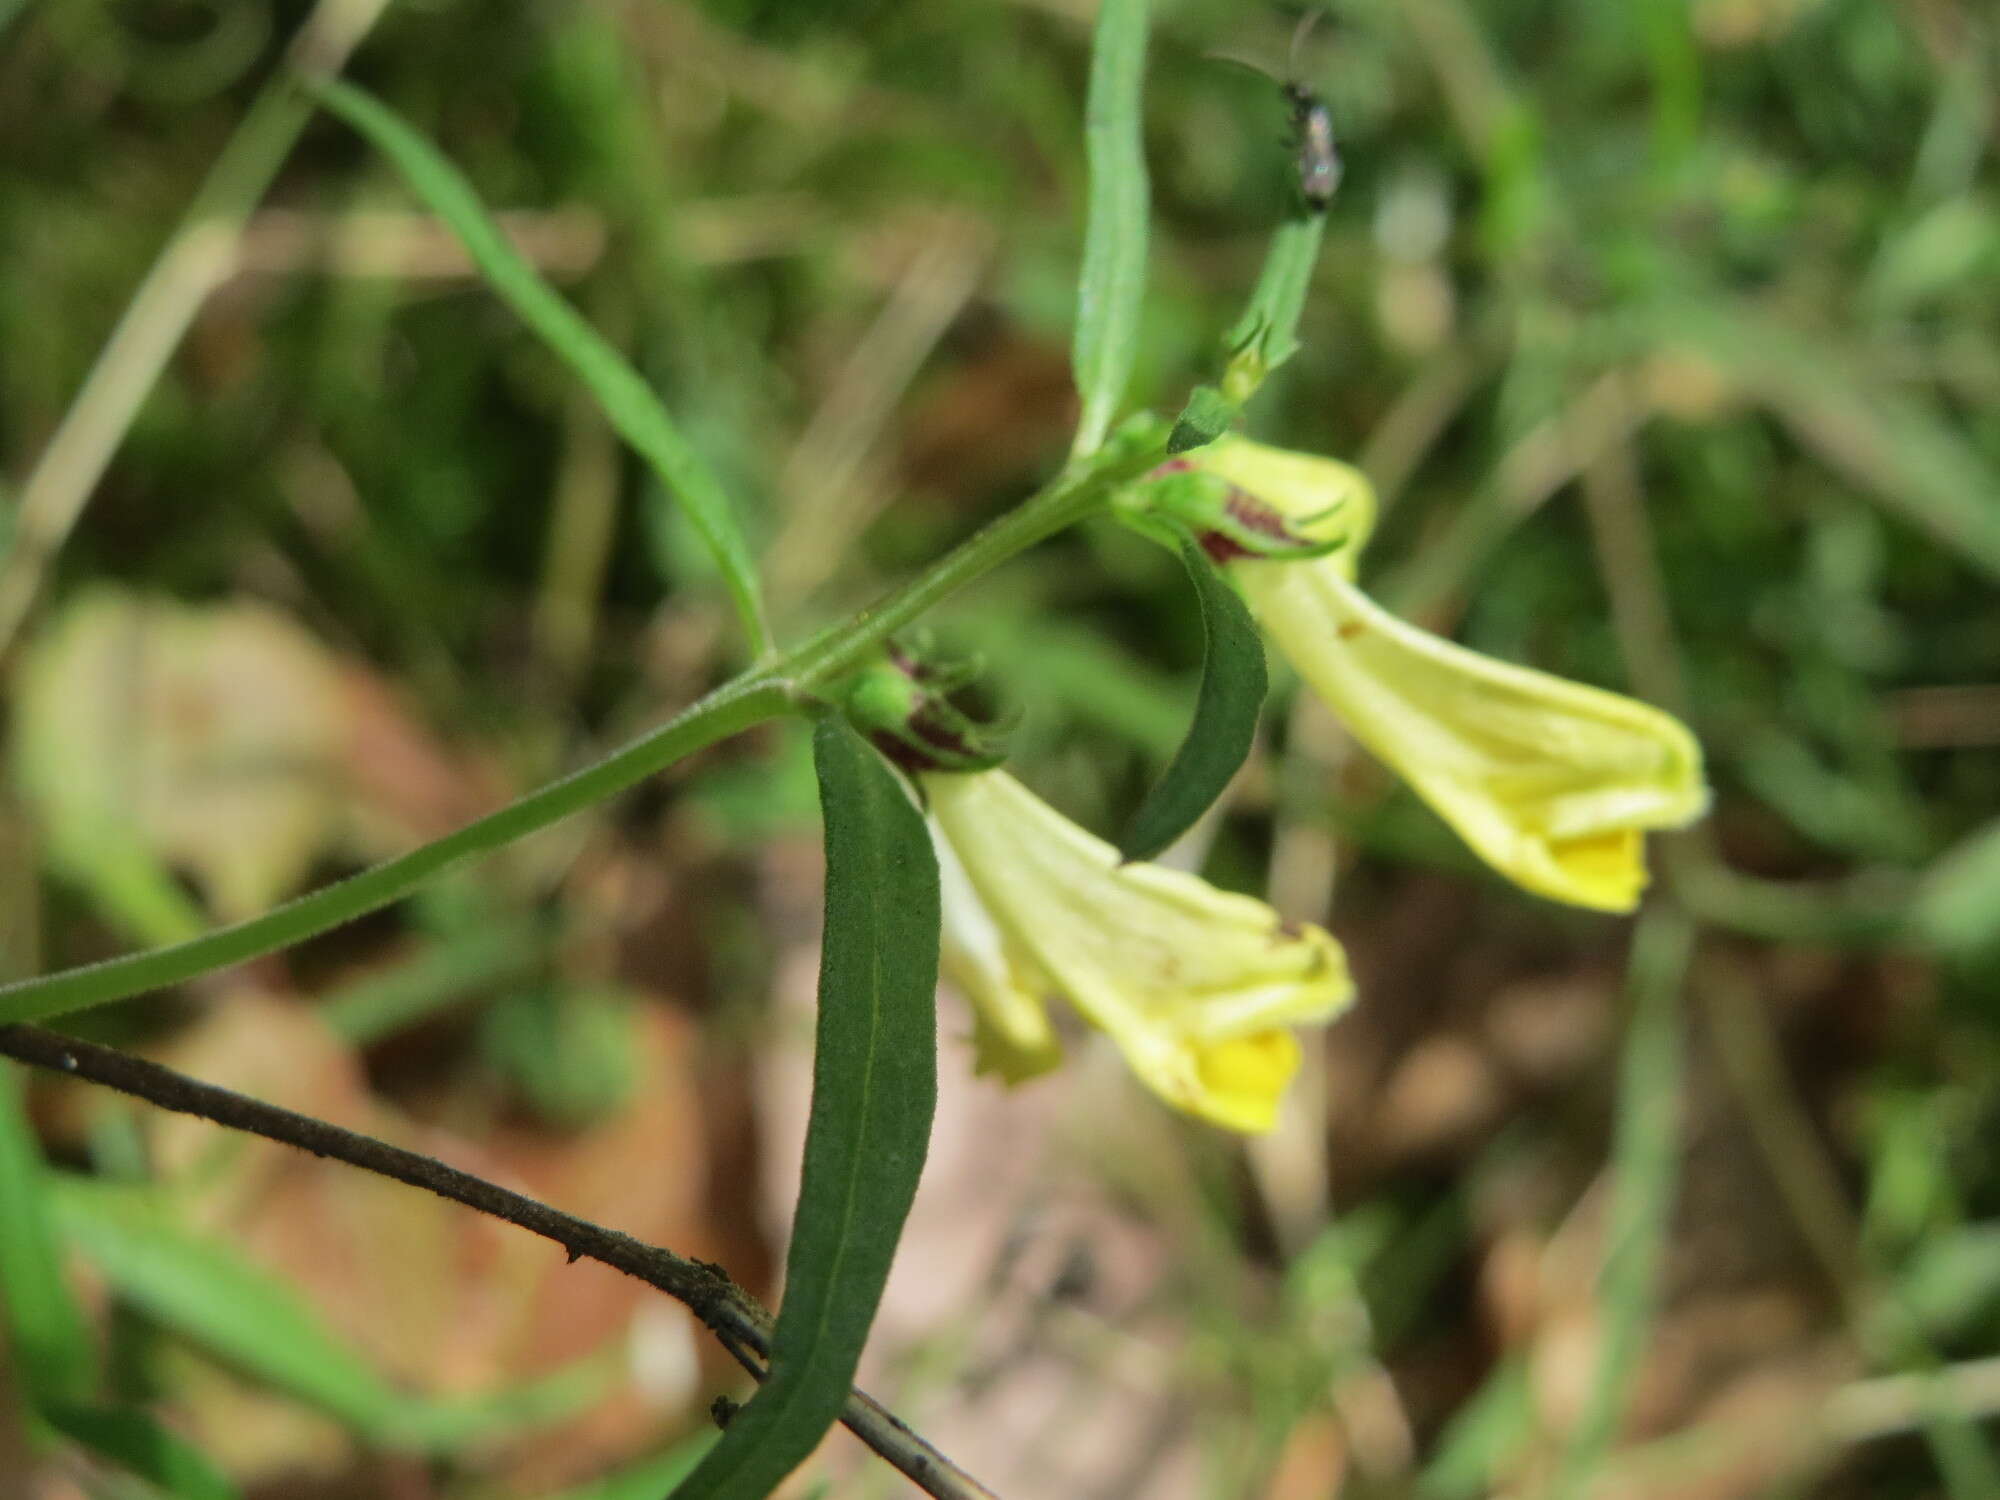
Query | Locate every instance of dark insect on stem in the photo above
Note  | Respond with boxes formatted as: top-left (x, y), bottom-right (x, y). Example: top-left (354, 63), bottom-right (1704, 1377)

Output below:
top-left (1283, 80), bottom-right (1340, 213)
top-left (1212, 9), bottom-right (1342, 214)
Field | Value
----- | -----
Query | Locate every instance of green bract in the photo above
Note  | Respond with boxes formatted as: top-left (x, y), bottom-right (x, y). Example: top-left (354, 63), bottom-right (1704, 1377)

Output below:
top-left (837, 649), bottom-right (1010, 775)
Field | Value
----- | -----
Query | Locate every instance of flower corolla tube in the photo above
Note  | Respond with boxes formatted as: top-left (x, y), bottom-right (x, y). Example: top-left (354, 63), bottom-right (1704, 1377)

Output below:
top-left (1147, 436), bottom-right (1709, 912)
top-left (922, 768), bottom-right (1353, 1134)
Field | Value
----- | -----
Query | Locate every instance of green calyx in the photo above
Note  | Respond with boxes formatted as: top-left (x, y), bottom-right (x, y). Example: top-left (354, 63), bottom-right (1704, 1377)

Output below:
top-left (839, 647), bottom-right (1010, 776)
top-left (1113, 463), bottom-right (1352, 565)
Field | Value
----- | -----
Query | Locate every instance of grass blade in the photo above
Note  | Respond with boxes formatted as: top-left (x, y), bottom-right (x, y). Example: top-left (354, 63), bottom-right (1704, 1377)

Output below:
top-left (1914, 817), bottom-right (2000, 960)
top-left (0, 1069), bottom-right (244, 1495)
top-left (40, 1402), bottom-right (241, 1500)
top-left (1666, 300), bottom-right (2000, 584)
top-left (1546, 907), bottom-right (1691, 1500)
top-left (0, 1064), bottom-right (95, 1404)
top-left (50, 1181), bottom-right (588, 1450)
top-left (1071, 0), bottom-right (1152, 459)
top-left (313, 80), bottom-right (771, 654)
top-left (52, 1180), bottom-right (428, 1443)
top-left (1417, 1356), bottom-right (1534, 1499)
top-left (0, 0), bottom-right (392, 661)
top-left (673, 715), bottom-right (939, 1499)
top-left (1118, 535), bottom-right (1267, 862)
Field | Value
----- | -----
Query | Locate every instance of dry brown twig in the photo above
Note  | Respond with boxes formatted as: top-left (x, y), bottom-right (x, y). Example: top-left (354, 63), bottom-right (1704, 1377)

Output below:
top-left (0, 1023), bottom-right (1001, 1500)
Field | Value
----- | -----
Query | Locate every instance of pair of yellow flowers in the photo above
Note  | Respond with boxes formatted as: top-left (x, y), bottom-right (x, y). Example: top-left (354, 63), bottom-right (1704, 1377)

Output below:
top-left (915, 438), bottom-right (1708, 1133)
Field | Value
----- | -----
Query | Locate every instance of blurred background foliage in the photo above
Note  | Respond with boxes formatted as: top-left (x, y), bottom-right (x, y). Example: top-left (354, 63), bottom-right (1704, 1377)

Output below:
top-left (3, 0), bottom-right (1999, 1496)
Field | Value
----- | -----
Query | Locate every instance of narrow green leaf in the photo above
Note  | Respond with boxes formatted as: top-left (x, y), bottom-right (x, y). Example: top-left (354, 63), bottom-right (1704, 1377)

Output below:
top-left (52, 1181), bottom-right (422, 1441)
top-left (312, 80), bottom-right (771, 654)
top-left (1418, 1356), bottom-right (1535, 1500)
top-left (1070, 0), bottom-right (1152, 459)
top-left (1118, 536), bottom-right (1267, 863)
top-left (1637, 0), bottom-right (1701, 166)
top-left (1915, 817), bottom-right (2000, 960)
top-left (0, 1064), bottom-right (241, 1496)
top-left (0, 1064), bottom-right (95, 1405)
top-left (673, 716), bottom-right (939, 1499)
top-left (1546, 908), bottom-right (1690, 1500)
top-left (40, 1402), bottom-right (240, 1500)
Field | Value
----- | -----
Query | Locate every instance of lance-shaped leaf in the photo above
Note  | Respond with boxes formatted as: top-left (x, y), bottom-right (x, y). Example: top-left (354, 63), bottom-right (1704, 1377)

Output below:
top-left (314, 81), bottom-right (771, 654)
top-left (1119, 534), bottom-right (1268, 862)
top-left (673, 716), bottom-right (940, 1499)
top-left (1071, 0), bottom-right (1151, 458)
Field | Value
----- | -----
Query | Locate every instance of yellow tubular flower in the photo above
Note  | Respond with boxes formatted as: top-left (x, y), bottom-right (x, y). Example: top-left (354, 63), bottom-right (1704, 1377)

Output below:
top-left (932, 827), bottom-right (1063, 1085)
top-left (1186, 436), bottom-right (1709, 912)
top-left (922, 769), bottom-right (1353, 1133)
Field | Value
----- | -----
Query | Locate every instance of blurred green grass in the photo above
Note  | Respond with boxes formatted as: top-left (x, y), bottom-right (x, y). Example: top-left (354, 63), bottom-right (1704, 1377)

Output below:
top-left (4, 1), bottom-right (2000, 1496)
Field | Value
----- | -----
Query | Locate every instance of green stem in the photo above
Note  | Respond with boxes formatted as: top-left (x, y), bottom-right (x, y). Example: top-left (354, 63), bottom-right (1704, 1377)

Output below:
top-left (0, 427), bottom-right (1169, 1028)
top-left (0, 676), bottom-right (787, 1025)
top-left (787, 434), bottom-right (1163, 690)
top-left (1223, 213), bottom-right (1328, 383)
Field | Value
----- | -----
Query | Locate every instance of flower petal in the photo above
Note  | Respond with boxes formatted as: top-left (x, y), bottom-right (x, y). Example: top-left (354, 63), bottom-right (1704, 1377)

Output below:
top-left (923, 770), bottom-right (1353, 1131)
top-left (1237, 558), bottom-right (1708, 911)
top-left (933, 826), bottom-right (1063, 1083)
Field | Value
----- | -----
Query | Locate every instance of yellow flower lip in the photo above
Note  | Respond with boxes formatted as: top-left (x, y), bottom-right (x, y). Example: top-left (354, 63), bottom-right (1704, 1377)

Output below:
top-left (1184, 436), bottom-right (1710, 913)
top-left (1234, 555), bottom-right (1708, 912)
top-left (922, 769), bottom-right (1353, 1133)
